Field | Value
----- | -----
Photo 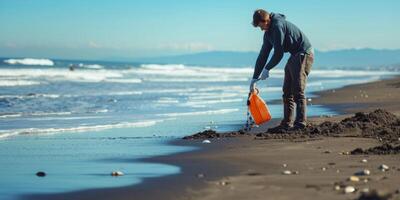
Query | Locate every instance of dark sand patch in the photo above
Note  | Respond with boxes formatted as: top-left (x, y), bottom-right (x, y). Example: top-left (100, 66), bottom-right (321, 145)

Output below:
top-left (351, 143), bottom-right (400, 155)
top-left (183, 109), bottom-right (400, 154)
top-left (256, 109), bottom-right (399, 142)
top-left (182, 129), bottom-right (250, 139)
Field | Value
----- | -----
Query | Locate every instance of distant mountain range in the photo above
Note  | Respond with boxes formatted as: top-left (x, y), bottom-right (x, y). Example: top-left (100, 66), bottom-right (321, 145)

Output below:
top-left (132, 48), bottom-right (400, 70)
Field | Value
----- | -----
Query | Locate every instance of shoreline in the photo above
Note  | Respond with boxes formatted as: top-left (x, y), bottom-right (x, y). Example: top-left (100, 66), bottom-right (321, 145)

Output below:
top-left (22, 76), bottom-right (400, 200)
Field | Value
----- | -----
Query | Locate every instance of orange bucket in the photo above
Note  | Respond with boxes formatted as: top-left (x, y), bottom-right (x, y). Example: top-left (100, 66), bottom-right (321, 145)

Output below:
top-left (247, 89), bottom-right (272, 125)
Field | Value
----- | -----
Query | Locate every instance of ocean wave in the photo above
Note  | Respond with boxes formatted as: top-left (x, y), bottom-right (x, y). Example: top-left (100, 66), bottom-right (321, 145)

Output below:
top-left (77, 63), bottom-right (104, 69)
top-left (144, 77), bottom-right (248, 82)
top-left (3, 58), bottom-right (54, 66)
top-left (130, 64), bottom-right (399, 79)
top-left (181, 99), bottom-right (243, 108)
top-left (124, 64), bottom-right (253, 78)
top-left (187, 93), bottom-right (241, 100)
top-left (155, 97), bottom-right (180, 104)
top-left (0, 80), bottom-right (42, 87)
top-left (0, 93), bottom-right (61, 99)
top-left (24, 116), bottom-right (105, 121)
top-left (0, 68), bottom-right (123, 82)
top-left (105, 78), bottom-right (142, 83)
top-left (156, 108), bottom-right (239, 117)
top-left (0, 113), bottom-right (22, 118)
top-left (0, 119), bottom-right (163, 139)
top-left (0, 111), bottom-right (72, 119)
top-left (108, 91), bottom-right (143, 96)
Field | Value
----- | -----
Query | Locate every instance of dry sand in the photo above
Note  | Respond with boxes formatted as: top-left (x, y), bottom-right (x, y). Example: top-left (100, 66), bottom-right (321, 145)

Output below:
top-left (24, 76), bottom-right (400, 200)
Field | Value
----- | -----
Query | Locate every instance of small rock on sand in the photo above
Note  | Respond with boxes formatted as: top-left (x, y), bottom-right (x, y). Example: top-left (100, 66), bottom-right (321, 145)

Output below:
top-left (379, 164), bottom-right (389, 171)
top-left (342, 151), bottom-right (350, 155)
top-left (355, 169), bottom-right (371, 176)
top-left (282, 170), bottom-right (292, 175)
top-left (218, 181), bottom-right (230, 186)
top-left (348, 176), bottom-right (360, 182)
top-left (334, 185), bottom-right (341, 191)
top-left (282, 164), bottom-right (288, 168)
top-left (361, 159), bottom-right (368, 163)
top-left (344, 186), bottom-right (356, 194)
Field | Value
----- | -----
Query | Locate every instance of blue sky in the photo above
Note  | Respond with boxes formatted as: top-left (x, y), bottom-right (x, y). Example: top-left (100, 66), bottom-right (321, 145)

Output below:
top-left (0, 0), bottom-right (399, 59)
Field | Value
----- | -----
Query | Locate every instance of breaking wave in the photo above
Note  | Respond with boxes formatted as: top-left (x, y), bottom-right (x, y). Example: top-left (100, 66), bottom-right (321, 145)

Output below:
top-left (4, 58), bottom-right (54, 66)
top-left (0, 119), bottom-right (163, 139)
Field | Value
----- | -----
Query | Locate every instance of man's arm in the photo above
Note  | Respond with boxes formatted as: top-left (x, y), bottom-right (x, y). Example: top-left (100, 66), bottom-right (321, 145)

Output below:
top-left (265, 25), bottom-right (285, 70)
top-left (252, 35), bottom-right (272, 79)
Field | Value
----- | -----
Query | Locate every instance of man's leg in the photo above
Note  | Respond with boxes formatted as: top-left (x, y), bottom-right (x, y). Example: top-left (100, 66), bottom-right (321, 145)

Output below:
top-left (281, 57), bottom-right (295, 127)
top-left (292, 52), bottom-right (313, 128)
top-left (267, 56), bottom-right (295, 133)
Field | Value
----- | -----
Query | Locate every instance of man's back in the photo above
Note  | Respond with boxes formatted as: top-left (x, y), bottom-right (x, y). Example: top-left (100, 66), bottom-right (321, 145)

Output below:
top-left (264, 13), bottom-right (312, 55)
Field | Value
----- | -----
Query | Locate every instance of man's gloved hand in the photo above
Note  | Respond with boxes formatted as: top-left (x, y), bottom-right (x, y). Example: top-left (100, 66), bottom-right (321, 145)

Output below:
top-left (249, 78), bottom-right (259, 93)
top-left (259, 68), bottom-right (270, 80)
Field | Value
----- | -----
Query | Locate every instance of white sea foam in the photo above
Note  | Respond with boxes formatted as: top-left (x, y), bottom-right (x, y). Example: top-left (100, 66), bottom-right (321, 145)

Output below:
top-left (0, 93), bottom-right (61, 99)
top-left (0, 68), bottom-right (123, 82)
top-left (94, 109), bottom-right (108, 113)
top-left (134, 64), bottom-right (398, 79)
top-left (78, 63), bottom-right (104, 69)
top-left (105, 78), bottom-right (142, 83)
top-left (24, 116), bottom-right (105, 121)
top-left (0, 111), bottom-right (72, 119)
top-left (155, 97), bottom-right (180, 104)
top-left (0, 113), bottom-right (22, 118)
top-left (188, 93), bottom-right (241, 100)
top-left (0, 80), bottom-right (42, 87)
top-left (29, 112), bottom-right (72, 116)
top-left (124, 64), bottom-right (253, 79)
top-left (4, 58), bottom-right (54, 66)
top-left (0, 119), bottom-right (162, 139)
top-left (144, 77), bottom-right (248, 83)
top-left (181, 99), bottom-right (243, 107)
top-left (156, 108), bottom-right (239, 117)
top-left (108, 91), bottom-right (143, 96)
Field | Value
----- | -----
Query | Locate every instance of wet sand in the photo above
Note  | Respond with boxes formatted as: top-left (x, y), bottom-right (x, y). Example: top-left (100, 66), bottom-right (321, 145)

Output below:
top-left (24, 76), bottom-right (400, 200)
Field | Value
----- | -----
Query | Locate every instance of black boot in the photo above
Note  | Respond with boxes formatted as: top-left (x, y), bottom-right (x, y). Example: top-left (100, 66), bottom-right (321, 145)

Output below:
top-left (293, 98), bottom-right (307, 130)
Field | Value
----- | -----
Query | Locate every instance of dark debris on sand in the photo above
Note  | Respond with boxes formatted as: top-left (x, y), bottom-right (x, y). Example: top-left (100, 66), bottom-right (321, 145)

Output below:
top-left (356, 190), bottom-right (393, 200)
top-left (182, 129), bottom-right (250, 140)
top-left (351, 143), bottom-right (400, 155)
top-left (183, 109), bottom-right (400, 154)
top-left (256, 109), bottom-right (400, 143)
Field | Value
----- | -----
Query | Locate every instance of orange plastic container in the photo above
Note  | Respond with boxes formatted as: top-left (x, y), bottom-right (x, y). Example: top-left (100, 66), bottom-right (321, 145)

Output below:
top-left (248, 90), bottom-right (272, 125)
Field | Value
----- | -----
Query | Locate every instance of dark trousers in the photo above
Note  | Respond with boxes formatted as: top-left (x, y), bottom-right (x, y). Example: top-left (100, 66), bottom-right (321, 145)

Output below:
top-left (281, 50), bottom-right (314, 127)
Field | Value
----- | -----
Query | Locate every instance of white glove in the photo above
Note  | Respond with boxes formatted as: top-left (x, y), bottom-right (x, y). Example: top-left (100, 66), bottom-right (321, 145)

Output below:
top-left (249, 78), bottom-right (258, 92)
top-left (259, 68), bottom-right (270, 80)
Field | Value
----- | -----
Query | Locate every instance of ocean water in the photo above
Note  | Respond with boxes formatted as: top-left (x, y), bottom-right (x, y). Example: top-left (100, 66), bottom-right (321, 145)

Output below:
top-left (0, 57), bottom-right (397, 199)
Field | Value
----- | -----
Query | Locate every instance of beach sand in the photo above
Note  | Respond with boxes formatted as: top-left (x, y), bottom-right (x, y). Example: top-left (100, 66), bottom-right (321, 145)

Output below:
top-left (24, 76), bottom-right (400, 200)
